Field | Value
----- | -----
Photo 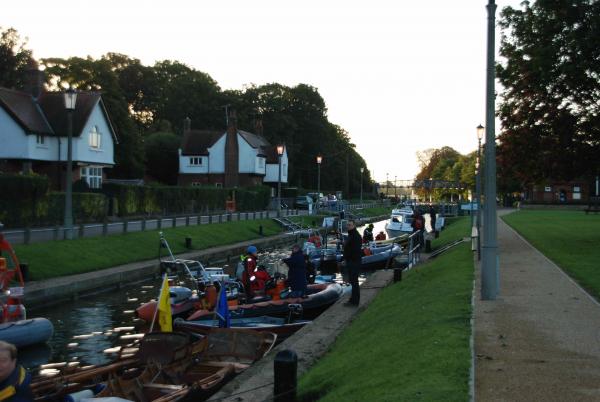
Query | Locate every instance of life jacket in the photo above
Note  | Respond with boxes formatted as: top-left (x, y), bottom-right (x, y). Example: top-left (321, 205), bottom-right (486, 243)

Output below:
top-left (308, 235), bottom-right (322, 248)
top-left (0, 366), bottom-right (30, 401)
top-left (375, 232), bottom-right (387, 241)
top-left (363, 247), bottom-right (372, 256)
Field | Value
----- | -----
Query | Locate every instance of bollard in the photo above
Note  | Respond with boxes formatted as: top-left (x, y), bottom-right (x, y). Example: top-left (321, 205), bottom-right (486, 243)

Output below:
top-left (123, 219), bottom-right (128, 234)
top-left (185, 216), bottom-right (190, 226)
top-left (425, 239), bottom-right (432, 253)
top-left (102, 220), bottom-right (108, 236)
top-left (393, 268), bottom-right (402, 282)
top-left (258, 225), bottom-right (263, 236)
top-left (141, 218), bottom-right (146, 231)
top-left (157, 218), bottom-right (162, 230)
top-left (185, 237), bottom-right (192, 249)
top-left (19, 263), bottom-right (29, 282)
top-left (435, 230), bottom-right (439, 238)
top-left (274, 350), bottom-right (297, 402)
top-left (79, 223), bottom-right (85, 238)
top-left (24, 227), bottom-right (31, 245)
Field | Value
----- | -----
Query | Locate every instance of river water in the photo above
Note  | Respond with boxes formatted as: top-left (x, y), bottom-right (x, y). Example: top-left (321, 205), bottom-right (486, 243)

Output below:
top-left (22, 219), bottom-right (395, 371)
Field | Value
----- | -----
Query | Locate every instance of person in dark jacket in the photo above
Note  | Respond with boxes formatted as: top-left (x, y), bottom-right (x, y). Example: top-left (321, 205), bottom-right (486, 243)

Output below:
top-left (362, 223), bottom-right (374, 243)
top-left (283, 244), bottom-right (308, 298)
top-left (428, 205), bottom-right (437, 233)
top-left (342, 220), bottom-right (362, 306)
top-left (0, 341), bottom-right (32, 402)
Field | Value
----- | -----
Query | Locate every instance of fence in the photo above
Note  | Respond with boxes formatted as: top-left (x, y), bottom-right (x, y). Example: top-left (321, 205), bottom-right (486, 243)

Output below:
top-left (3, 209), bottom-right (308, 245)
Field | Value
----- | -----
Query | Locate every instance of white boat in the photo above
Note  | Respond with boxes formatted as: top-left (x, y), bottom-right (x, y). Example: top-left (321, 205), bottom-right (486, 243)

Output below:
top-left (385, 208), bottom-right (414, 235)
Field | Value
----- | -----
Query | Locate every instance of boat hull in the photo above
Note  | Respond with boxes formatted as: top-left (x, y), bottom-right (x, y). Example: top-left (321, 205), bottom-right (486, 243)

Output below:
top-left (0, 318), bottom-right (54, 348)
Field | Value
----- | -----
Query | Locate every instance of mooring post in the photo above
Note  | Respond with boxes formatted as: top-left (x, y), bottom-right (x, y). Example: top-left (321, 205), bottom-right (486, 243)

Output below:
top-left (393, 268), bottom-right (402, 282)
top-left (274, 350), bottom-right (297, 402)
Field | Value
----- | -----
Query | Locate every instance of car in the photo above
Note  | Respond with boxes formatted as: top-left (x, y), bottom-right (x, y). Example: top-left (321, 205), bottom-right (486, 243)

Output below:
top-left (294, 195), bottom-right (313, 209)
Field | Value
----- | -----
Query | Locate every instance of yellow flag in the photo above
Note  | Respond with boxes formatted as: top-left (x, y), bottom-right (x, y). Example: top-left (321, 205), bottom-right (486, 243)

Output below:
top-left (157, 275), bottom-right (172, 332)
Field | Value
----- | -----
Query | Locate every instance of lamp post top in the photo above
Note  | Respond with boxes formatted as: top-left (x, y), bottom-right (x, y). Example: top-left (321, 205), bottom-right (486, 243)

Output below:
top-left (64, 87), bottom-right (77, 110)
top-left (476, 124), bottom-right (484, 140)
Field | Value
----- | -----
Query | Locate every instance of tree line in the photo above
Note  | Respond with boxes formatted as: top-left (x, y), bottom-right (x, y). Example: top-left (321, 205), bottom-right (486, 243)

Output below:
top-left (417, 0), bottom-right (599, 198)
top-left (0, 27), bottom-right (373, 197)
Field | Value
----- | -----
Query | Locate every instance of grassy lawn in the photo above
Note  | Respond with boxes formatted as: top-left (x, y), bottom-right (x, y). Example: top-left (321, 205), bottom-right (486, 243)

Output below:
top-left (14, 219), bottom-right (282, 281)
top-left (502, 210), bottom-right (600, 298)
top-left (299, 244), bottom-right (473, 402)
top-left (431, 216), bottom-right (470, 251)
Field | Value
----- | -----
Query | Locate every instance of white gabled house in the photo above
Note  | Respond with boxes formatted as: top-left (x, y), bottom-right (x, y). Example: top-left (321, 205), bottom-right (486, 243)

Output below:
top-left (0, 67), bottom-right (118, 189)
top-left (178, 112), bottom-right (288, 189)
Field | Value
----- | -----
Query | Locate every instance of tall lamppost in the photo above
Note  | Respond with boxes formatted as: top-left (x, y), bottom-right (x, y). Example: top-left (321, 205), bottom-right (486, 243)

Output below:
top-left (277, 145), bottom-right (284, 216)
top-left (476, 124), bottom-right (484, 261)
top-left (64, 87), bottom-right (77, 240)
top-left (482, 0), bottom-right (498, 300)
top-left (394, 175), bottom-right (397, 199)
top-left (386, 173), bottom-right (389, 198)
top-left (316, 155), bottom-right (322, 212)
top-left (360, 167), bottom-right (364, 204)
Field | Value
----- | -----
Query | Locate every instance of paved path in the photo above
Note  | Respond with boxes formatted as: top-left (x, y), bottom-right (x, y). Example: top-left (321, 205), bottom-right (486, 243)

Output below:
top-left (475, 210), bottom-right (600, 401)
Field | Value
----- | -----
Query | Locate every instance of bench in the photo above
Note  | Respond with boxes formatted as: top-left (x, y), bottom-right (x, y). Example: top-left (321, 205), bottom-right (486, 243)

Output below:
top-left (584, 207), bottom-right (600, 214)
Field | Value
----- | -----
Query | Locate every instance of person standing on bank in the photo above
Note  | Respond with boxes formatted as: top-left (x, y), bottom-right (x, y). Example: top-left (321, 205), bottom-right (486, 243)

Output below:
top-left (343, 220), bottom-right (362, 306)
top-left (0, 341), bottom-right (33, 402)
top-left (283, 244), bottom-right (308, 298)
top-left (428, 205), bottom-right (437, 234)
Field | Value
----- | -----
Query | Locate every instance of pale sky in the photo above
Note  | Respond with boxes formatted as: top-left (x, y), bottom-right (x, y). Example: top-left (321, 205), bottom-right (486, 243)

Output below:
top-left (2, 0), bottom-right (523, 181)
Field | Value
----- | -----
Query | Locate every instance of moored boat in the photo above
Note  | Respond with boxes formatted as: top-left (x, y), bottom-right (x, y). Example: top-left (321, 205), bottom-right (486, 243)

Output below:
top-left (0, 229), bottom-right (54, 347)
top-left (174, 316), bottom-right (310, 344)
top-left (385, 208), bottom-right (414, 236)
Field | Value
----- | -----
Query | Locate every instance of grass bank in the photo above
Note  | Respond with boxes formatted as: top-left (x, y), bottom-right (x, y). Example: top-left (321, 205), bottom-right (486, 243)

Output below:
top-left (503, 210), bottom-right (600, 298)
top-left (299, 243), bottom-right (474, 402)
top-left (14, 219), bottom-right (282, 281)
top-left (431, 216), bottom-right (470, 251)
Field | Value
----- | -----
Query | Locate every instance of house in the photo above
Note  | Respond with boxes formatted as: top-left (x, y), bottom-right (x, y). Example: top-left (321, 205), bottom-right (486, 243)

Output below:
top-left (178, 111), bottom-right (288, 190)
top-left (0, 65), bottom-right (118, 189)
top-left (525, 179), bottom-right (592, 203)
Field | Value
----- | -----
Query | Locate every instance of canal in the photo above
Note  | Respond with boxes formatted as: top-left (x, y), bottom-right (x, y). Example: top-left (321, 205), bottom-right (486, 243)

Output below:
top-left (23, 219), bottom-right (394, 371)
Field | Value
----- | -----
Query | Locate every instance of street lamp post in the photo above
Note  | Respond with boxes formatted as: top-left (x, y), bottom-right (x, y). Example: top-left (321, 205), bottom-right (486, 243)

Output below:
top-left (64, 87), bottom-right (77, 240)
top-left (394, 175), bottom-right (397, 199)
top-left (360, 167), bottom-right (364, 204)
top-left (482, 0), bottom-right (499, 300)
top-left (316, 155), bottom-right (322, 212)
top-left (476, 124), bottom-right (484, 261)
top-left (386, 173), bottom-right (389, 198)
top-left (277, 145), bottom-right (284, 217)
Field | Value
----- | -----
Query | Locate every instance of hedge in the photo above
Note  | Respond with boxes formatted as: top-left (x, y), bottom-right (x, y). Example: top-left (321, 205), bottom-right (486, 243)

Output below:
top-left (0, 174), bottom-right (49, 227)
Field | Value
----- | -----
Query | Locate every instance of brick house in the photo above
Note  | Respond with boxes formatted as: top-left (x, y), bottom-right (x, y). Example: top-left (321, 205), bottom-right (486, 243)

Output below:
top-left (178, 112), bottom-right (288, 189)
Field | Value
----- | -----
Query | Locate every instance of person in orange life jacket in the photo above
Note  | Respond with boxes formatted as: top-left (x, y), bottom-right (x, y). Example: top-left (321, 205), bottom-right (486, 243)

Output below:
top-left (375, 231), bottom-right (386, 241)
top-left (242, 245), bottom-right (271, 298)
top-left (283, 244), bottom-right (308, 298)
top-left (0, 341), bottom-right (32, 402)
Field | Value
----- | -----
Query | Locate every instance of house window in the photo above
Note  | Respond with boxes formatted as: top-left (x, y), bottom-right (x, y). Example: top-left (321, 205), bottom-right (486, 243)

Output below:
top-left (89, 126), bottom-right (102, 149)
top-left (258, 158), bottom-right (265, 169)
top-left (215, 182), bottom-right (223, 188)
top-left (81, 166), bottom-right (103, 188)
top-left (191, 182), bottom-right (202, 187)
top-left (189, 157), bottom-right (202, 166)
top-left (36, 135), bottom-right (45, 145)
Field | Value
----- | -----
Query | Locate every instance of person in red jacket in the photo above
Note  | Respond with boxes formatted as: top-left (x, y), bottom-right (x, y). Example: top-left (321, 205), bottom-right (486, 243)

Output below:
top-left (241, 245), bottom-right (271, 298)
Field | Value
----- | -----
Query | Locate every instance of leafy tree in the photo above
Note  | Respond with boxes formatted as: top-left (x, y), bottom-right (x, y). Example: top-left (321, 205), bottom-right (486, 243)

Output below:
top-left (144, 131), bottom-right (181, 185)
top-left (497, 0), bottom-right (600, 188)
top-left (41, 56), bottom-right (145, 179)
top-left (0, 27), bottom-right (33, 89)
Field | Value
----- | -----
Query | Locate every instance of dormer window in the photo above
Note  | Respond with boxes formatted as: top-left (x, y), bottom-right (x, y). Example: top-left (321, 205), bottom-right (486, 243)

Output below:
top-left (36, 135), bottom-right (45, 145)
top-left (189, 157), bottom-right (202, 166)
top-left (258, 158), bottom-right (265, 169)
top-left (89, 126), bottom-right (101, 149)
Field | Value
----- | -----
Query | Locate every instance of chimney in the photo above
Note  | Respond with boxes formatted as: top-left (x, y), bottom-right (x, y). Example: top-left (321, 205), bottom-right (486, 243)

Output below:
top-left (255, 116), bottom-right (264, 136)
top-left (227, 108), bottom-right (237, 130)
top-left (225, 108), bottom-right (239, 188)
top-left (24, 60), bottom-right (45, 99)
top-left (183, 117), bottom-right (191, 132)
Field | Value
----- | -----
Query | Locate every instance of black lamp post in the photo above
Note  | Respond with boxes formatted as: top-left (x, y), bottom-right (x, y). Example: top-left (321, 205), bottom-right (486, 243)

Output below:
top-left (316, 155), bottom-right (322, 212)
top-left (360, 167), bottom-right (364, 204)
top-left (476, 124), bottom-right (484, 260)
top-left (64, 87), bottom-right (77, 240)
top-left (277, 145), bottom-right (284, 216)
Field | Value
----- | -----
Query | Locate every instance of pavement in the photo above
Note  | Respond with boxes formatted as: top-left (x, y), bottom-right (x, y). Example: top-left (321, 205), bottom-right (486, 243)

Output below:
top-left (474, 209), bottom-right (600, 401)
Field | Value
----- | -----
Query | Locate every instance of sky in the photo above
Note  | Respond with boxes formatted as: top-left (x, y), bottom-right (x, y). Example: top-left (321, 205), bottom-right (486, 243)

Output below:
top-left (1, 0), bottom-right (524, 182)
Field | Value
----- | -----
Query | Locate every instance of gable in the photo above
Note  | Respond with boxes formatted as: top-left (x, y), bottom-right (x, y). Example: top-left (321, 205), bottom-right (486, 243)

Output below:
top-left (0, 88), bottom-right (53, 135)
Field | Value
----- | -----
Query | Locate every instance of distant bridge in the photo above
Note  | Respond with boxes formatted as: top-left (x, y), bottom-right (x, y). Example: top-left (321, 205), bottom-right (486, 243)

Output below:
top-left (378, 179), bottom-right (467, 190)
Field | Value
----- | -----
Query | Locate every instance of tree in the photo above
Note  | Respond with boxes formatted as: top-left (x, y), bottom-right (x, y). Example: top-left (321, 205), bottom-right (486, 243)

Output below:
top-left (0, 27), bottom-right (33, 89)
top-left (144, 131), bottom-right (181, 185)
top-left (497, 0), bottom-right (600, 188)
top-left (42, 56), bottom-right (146, 178)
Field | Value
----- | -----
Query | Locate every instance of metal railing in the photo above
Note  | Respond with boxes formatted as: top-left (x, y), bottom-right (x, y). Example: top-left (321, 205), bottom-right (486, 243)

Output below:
top-left (2, 209), bottom-right (308, 245)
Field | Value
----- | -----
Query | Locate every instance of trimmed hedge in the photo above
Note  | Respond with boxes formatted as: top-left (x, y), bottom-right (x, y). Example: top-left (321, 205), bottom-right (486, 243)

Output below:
top-left (0, 174), bottom-right (49, 227)
top-left (0, 174), bottom-right (272, 227)
top-left (102, 183), bottom-right (271, 217)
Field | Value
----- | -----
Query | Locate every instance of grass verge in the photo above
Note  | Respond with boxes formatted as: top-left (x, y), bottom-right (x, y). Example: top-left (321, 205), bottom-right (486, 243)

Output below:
top-left (14, 219), bottom-right (282, 281)
top-left (502, 210), bottom-right (600, 298)
top-left (299, 243), bottom-right (473, 402)
top-left (431, 216), bottom-right (470, 251)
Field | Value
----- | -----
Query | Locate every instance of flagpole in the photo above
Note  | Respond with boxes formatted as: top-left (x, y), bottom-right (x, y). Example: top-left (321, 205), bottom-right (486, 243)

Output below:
top-left (149, 273), bottom-right (167, 332)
